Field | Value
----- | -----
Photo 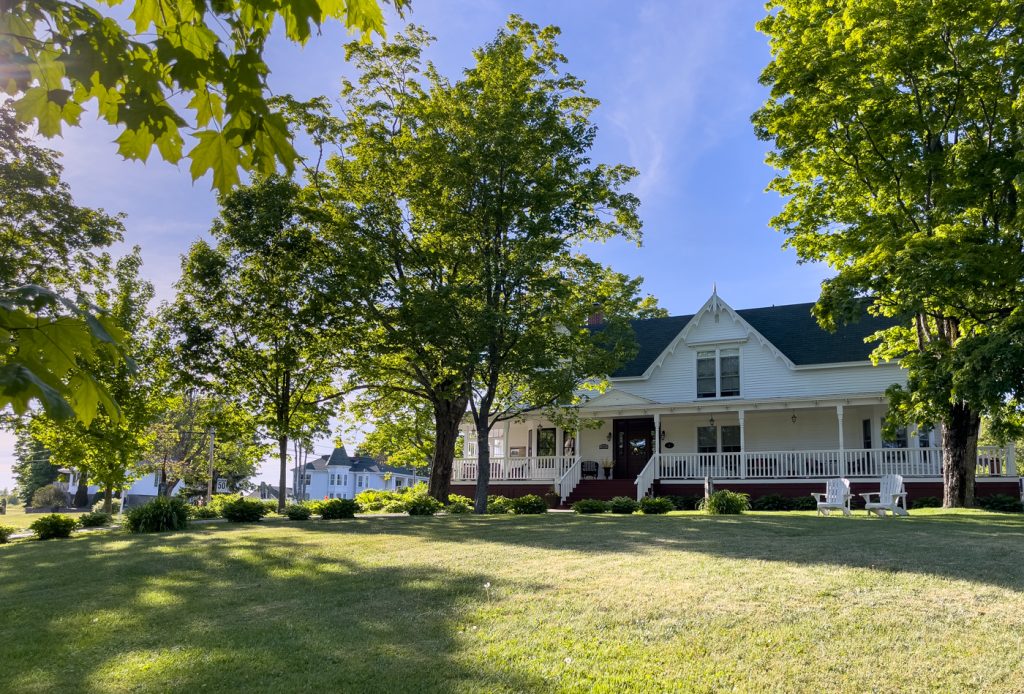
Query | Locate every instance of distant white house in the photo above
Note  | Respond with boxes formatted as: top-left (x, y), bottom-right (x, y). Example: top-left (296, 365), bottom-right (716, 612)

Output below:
top-left (64, 470), bottom-right (185, 508)
top-left (292, 446), bottom-right (428, 501)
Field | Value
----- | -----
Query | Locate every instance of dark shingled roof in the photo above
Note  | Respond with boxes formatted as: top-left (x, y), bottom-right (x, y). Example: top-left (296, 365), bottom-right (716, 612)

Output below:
top-left (613, 301), bottom-right (897, 378)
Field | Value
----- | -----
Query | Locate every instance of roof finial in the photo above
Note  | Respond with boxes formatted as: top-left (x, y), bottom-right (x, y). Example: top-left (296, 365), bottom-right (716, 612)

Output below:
top-left (712, 282), bottom-right (717, 295)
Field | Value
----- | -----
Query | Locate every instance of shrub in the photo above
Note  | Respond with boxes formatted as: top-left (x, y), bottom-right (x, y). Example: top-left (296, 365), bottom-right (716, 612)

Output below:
top-left (319, 498), bottom-right (360, 519)
top-left (750, 494), bottom-right (790, 511)
top-left (259, 500), bottom-right (279, 515)
top-left (187, 504), bottom-right (220, 519)
top-left (124, 497), bottom-right (189, 533)
top-left (221, 498), bottom-right (269, 522)
top-left (978, 494), bottom-right (1024, 513)
top-left (445, 494), bottom-right (473, 514)
top-left (0, 525), bottom-right (15, 543)
top-left (355, 489), bottom-right (396, 512)
top-left (486, 495), bottom-right (513, 514)
top-left (284, 504), bottom-right (312, 520)
top-left (664, 494), bottom-right (701, 511)
top-left (699, 490), bottom-right (750, 515)
top-left (609, 496), bottom-right (640, 514)
top-left (405, 494), bottom-right (443, 516)
top-left (77, 511), bottom-right (112, 528)
top-left (639, 497), bottom-right (674, 515)
top-left (572, 498), bottom-right (609, 514)
top-left (909, 496), bottom-right (941, 509)
top-left (31, 485), bottom-right (66, 509)
top-left (382, 499), bottom-right (409, 513)
top-left (92, 498), bottom-right (120, 514)
top-left (30, 514), bottom-right (77, 539)
top-left (790, 496), bottom-right (817, 511)
top-left (510, 494), bottom-right (548, 515)
top-left (207, 494), bottom-right (239, 516)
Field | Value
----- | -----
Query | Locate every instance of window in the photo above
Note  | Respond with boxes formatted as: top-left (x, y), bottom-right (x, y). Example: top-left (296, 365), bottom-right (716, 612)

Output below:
top-left (395, 478), bottom-right (404, 488)
top-left (357, 476), bottom-right (364, 489)
top-left (882, 419), bottom-right (908, 448)
top-left (537, 428), bottom-right (556, 457)
top-left (918, 426), bottom-right (933, 448)
top-left (721, 425), bottom-right (741, 453)
top-left (696, 348), bottom-right (740, 398)
top-left (720, 349), bottom-right (740, 396)
top-left (698, 425), bottom-right (740, 453)
top-left (697, 426), bottom-right (717, 453)
top-left (862, 419), bottom-right (872, 449)
top-left (304, 474), bottom-right (311, 485)
top-left (697, 352), bottom-right (717, 398)
top-left (343, 474), bottom-right (348, 486)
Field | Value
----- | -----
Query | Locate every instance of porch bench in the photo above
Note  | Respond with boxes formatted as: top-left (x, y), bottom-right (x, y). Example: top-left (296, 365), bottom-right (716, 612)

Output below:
top-left (580, 460), bottom-right (600, 479)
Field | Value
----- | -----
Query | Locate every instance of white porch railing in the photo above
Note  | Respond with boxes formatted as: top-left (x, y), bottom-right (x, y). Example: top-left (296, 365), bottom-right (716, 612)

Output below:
top-left (635, 455), bottom-right (658, 501)
top-left (652, 447), bottom-right (1013, 480)
top-left (556, 459), bottom-right (583, 502)
top-left (452, 456), bottom-right (578, 483)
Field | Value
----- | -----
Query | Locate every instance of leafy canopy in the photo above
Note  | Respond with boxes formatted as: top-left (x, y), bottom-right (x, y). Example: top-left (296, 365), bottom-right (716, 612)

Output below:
top-left (2, 0), bottom-right (406, 191)
top-left (753, 0), bottom-right (1024, 502)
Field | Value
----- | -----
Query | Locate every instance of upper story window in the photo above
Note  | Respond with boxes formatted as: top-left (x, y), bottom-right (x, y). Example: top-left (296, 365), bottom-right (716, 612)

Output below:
top-left (696, 348), bottom-right (740, 398)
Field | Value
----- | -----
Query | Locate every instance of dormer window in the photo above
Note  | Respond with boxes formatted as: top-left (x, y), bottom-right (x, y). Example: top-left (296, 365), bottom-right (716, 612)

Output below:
top-left (697, 348), bottom-right (741, 398)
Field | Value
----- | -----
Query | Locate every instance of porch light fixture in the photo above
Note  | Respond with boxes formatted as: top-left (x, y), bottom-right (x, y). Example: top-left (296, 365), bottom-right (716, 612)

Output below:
top-left (606, 432), bottom-right (612, 441)
top-left (791, 412), bottom-right (797, 424)
top-left (708, 415), bottom-right (715, 427)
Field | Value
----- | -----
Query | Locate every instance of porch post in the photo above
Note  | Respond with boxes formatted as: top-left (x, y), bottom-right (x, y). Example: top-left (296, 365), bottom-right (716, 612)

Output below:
top-left (653, 413), bottom-right (661, 456)
top-left (555, 426), bottom-right (564, 476)
top-left (1007, 441), bottom-right (1017, 477)
top-left (836, 405), bottom-right (846, 476)
top-left (502, 419), bottom-right (511, 457)
top-left (738, 410), bottom-right (746, 480)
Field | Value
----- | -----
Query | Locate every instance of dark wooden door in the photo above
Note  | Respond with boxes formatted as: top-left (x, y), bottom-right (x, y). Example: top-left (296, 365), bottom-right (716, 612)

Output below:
top-left (613, 418), bottom-right (655, 478)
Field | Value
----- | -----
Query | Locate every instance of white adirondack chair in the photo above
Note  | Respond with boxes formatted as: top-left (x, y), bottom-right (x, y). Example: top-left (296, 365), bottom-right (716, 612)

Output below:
top-left (861, 474), bottom-right (909, 517)
top-left (813, 478), bottom-right (851, 516)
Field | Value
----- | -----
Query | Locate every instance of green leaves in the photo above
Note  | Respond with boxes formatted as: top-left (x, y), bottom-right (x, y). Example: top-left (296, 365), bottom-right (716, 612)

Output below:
top-left (755, 0), bottom-right (1024, 499)
top-left (5, 0), bottom-right (407, 192)
top-left (189, 130), bottom-right (241, 191)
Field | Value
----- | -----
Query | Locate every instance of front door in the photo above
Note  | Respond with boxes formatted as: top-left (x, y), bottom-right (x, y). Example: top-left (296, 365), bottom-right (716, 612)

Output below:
top-left (613, 418), bottom-right (655, 478)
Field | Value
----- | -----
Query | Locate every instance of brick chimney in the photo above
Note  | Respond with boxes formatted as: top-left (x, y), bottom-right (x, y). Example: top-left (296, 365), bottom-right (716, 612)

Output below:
top-left (587, 304), bottom-right (604, 326)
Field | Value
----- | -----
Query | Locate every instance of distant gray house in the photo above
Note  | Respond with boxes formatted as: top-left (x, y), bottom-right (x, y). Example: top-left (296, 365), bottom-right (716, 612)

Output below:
top-left (245, 482), bottom-right (293, 502)
top-left (292, 446), bottom-right (428, 501)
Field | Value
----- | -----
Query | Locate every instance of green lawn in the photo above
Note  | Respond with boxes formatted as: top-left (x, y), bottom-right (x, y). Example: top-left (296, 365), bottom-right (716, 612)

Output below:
top-left (1, 510), bottom-right (1022, 693)
top-left (0, 505), bottom-right (95, 531)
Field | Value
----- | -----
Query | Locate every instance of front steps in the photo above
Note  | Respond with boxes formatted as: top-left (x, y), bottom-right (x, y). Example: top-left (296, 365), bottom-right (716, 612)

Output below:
top-left (565, 479), bottom-right (637, 505)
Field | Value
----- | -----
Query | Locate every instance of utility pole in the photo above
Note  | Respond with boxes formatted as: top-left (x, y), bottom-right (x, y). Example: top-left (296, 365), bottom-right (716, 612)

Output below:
top-left (205, 426), bottom-right (215, 504)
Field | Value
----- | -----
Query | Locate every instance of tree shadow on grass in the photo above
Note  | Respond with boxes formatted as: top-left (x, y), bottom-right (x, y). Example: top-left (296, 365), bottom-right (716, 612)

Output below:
top-left (0, 527), bottom-right (550, 693)
top-left (307, 512), bottom-right (1024, 593)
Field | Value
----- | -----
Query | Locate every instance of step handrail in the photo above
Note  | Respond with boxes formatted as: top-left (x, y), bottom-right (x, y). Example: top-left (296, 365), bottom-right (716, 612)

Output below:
top-left (556, 457), bottom-right (583, 502)
top-left (634, 454), bottom-right (659, 501)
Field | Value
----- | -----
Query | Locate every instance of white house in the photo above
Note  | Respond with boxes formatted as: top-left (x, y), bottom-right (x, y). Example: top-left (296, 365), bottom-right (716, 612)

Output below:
top-left (292, 446), bottom-right (428, 501)
top-left (449, 291), bottom-right (1018, 504)
top-left (64, 470), bottom-right (185, 508)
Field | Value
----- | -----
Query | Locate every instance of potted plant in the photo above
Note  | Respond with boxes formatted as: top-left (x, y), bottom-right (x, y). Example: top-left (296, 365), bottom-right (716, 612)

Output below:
top-left (600, 459), bottom-right (614, 479)
top-left (543, 487), bottom-right (561, 509)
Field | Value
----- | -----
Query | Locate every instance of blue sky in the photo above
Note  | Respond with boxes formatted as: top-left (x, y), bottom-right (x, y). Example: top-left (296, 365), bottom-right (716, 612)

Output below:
top-left (0, 0), bottom-right (831, 490)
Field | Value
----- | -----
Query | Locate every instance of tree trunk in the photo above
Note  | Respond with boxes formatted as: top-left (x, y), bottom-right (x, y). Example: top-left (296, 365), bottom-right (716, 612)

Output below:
top-left (73, 469), bottom-right (90, 508)
top-left (428, 397), bottom-right (468, 502)
top-left (942, 401), bottom-right (980, 507)
top-left (103, 487), bottom-right (113, 514)
top-left (278, 434), bottom-right (289, 513)
top-left (473, 418), bottom-right (492, 515)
